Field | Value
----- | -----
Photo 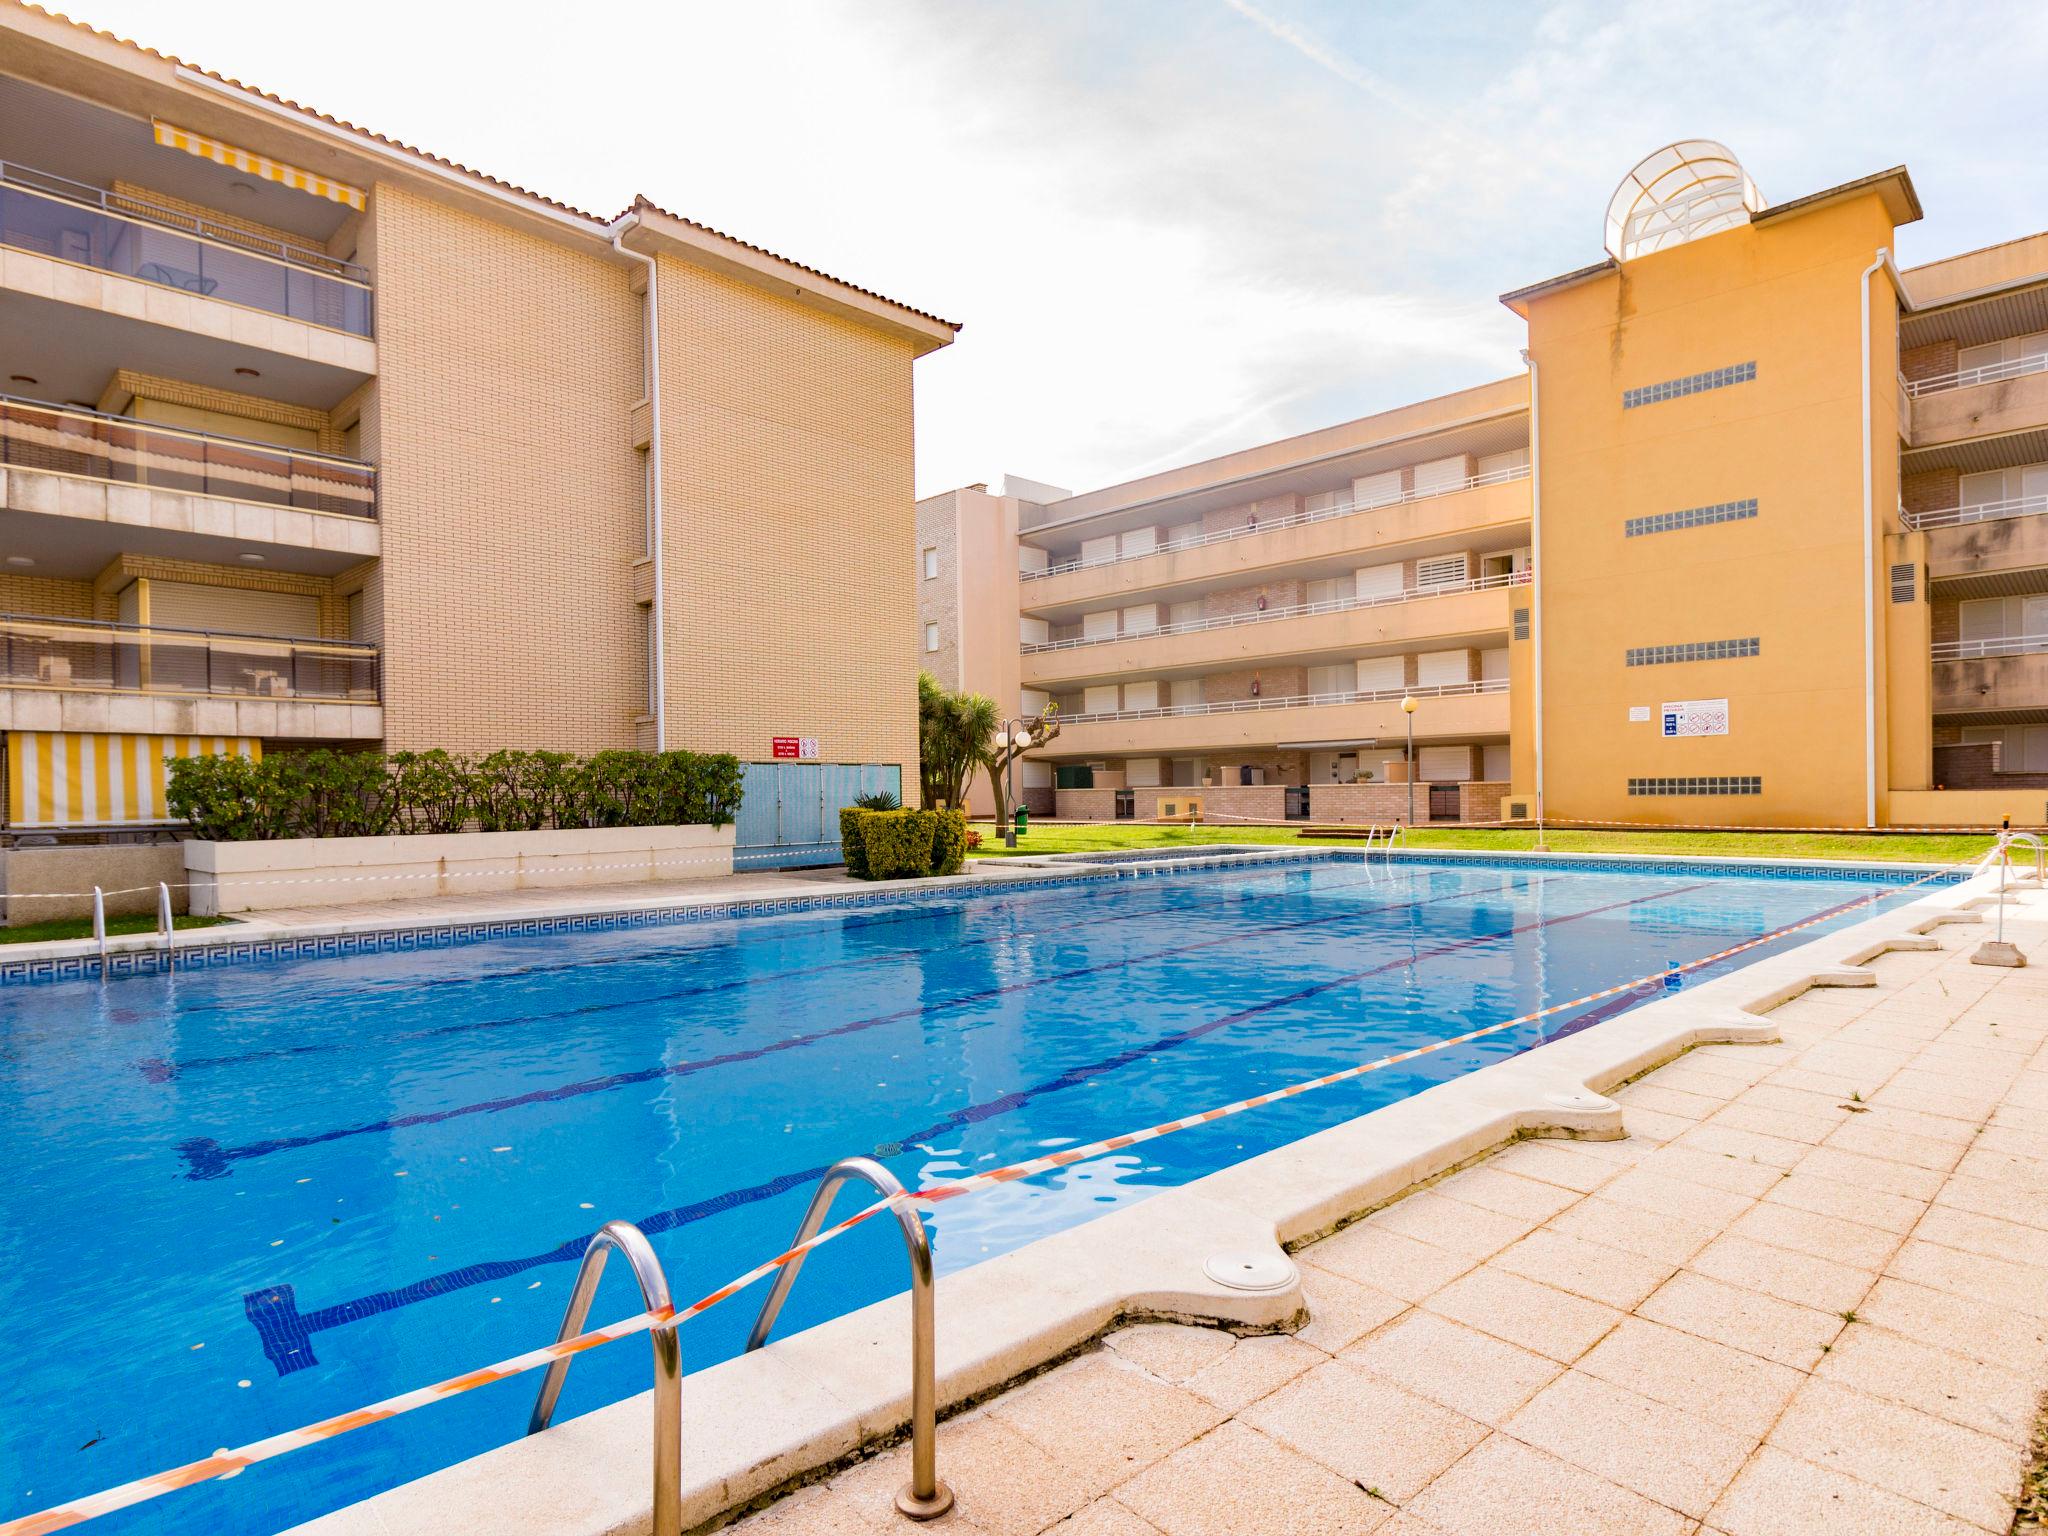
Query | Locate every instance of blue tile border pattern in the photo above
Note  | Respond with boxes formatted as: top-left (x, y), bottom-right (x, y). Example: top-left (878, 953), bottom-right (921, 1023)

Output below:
top-left (0, 847), bottom-right (1966, 986)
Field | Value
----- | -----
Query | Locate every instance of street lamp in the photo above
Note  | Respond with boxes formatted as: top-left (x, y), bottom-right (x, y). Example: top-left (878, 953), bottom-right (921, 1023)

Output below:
top-left (1401, 694), bottom-right (1418, 829)
top-left (996, 717), bottom-right (1027, 849)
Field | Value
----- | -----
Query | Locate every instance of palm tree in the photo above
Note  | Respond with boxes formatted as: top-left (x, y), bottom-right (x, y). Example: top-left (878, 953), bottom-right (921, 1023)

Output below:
top-left (918, 671), bottom-right (999, 810)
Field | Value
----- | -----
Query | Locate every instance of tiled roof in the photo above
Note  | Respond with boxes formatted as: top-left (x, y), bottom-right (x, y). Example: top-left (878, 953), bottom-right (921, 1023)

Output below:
top-left (15, 2), bottom-right (959, 330)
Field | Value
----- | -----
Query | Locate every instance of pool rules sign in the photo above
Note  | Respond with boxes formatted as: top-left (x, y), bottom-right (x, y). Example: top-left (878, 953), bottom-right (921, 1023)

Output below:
top-left (1661, 699), bottom-right (1729, 737)
top-left (771, 737), bottom-right (821, 760)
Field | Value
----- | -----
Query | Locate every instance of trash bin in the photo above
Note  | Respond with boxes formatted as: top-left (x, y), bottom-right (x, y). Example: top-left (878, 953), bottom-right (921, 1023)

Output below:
top-left (1014, 805), bottom-right (1029, 837)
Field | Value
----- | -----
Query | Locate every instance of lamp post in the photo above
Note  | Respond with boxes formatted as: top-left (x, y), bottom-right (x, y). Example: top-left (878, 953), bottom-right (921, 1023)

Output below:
top-left (1401, 694), bottom-right (1418, 829)
top-left (996, 717), bottom-right (1026, 849)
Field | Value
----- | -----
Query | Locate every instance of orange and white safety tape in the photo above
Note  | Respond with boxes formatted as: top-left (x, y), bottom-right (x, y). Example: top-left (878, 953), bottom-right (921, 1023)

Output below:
top-left (0, 860), bottom-right (1972, 1535)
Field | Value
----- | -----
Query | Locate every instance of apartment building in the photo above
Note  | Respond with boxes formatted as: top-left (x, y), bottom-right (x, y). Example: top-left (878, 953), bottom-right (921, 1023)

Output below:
top-left (938, 142), bottom-right (2048, 829)
top-left (0, 5), bottom-right (954, 857)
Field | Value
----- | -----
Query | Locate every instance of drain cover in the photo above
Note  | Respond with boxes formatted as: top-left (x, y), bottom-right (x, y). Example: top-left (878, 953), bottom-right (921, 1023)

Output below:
top-left (1203, 1252), bottom-right (1298, 1293)
top-left (1544, 1090), bottom-right (1611, 1112)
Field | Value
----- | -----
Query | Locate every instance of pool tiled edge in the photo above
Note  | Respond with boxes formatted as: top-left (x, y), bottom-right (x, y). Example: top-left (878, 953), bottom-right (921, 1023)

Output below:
top-left (277, 862), bottom-right (2016, 1536)
top-left (0, 846), bottom-right (1970, 985)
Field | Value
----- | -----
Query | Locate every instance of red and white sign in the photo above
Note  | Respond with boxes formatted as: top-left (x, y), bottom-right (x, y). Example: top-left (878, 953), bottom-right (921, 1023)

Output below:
top-left (770, 737), bottom-right (821, 760)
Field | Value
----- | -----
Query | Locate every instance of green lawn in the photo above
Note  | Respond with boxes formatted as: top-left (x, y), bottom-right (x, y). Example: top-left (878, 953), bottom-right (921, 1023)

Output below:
top-left (968, 822), bottom-right (1997, 866)
top-left (0, 913), bottom-right (231, 945)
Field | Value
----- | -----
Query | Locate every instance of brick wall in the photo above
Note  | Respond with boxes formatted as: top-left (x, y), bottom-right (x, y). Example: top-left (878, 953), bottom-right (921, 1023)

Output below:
top-left (1204, 580), bottom-right (1305, 621)
top-left (1308, 783), bottom-right (1411, 824)
top-left (1902, 467), bottom-right (1960, 518)
top-left (1460, 780), bottom-right (1511, 821)
top-left (1192, 784), bottom-right (1286, 823)
top-left (1934, 742), bottom-right (2048, 791)
top-left (371, 182), bottom-right (644, 755)
top-left (1929, 598), bottom-right (1959, 647)
top-left (1204, 666), bottom-right (1306, 704)
top-left (1900, 338), bottom-right (1958, 385)
top-left (1055, 787), bottom-right (1123, 820)
top-left (0, 572), bottom-right (93, 617)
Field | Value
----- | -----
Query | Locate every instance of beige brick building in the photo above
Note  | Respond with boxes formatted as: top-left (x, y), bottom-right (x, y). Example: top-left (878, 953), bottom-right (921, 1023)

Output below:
top-left (0, 5), bottom-right (954, 847)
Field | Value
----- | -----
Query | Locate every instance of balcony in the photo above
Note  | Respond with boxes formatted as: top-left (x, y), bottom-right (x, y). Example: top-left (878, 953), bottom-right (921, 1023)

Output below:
top-left (0, 163), bottom-right (371, 336)
top-left (1023, 467), bottom-right (1530, 608)
top-left (1931, 635), bottom-right (2048, 720)
top-left (1905, 354), bottom-right (2048, 448)
top-left (0, 613), bottom-right (381, 739)
top-left (1022, 576), bottom-right (1517, 688)
top-left (1047, 679), bottom-right (1510, 757)
top-left (1908, 494), bottom-right (2048, 586)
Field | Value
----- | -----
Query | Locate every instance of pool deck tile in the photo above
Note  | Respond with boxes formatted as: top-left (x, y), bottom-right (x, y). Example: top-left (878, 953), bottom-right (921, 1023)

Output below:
top-left (721, 904), bottom-right (2048, 1536)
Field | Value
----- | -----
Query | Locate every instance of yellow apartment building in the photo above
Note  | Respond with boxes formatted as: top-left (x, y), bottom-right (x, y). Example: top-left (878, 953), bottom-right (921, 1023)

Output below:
top-left (0, 4), bottom-right (954, 862)
top-left (928, 142), bottom-right (2048, 831)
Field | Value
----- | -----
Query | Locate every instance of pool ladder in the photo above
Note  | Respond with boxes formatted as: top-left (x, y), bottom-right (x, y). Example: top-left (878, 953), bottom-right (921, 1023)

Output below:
top-left (1359, 822), bottom-right (1405, 862)
top-left (526, 1158), bottom-right (951, 1535)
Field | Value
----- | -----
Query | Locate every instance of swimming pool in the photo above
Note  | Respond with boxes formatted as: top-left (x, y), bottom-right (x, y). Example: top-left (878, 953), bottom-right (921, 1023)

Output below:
top-left (0, 853), bottom-right (1946, 1535)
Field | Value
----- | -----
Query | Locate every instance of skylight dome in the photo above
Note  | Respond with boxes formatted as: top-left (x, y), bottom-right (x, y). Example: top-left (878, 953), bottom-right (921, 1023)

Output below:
top-left (1604, 141), bottom-right (1765, 261)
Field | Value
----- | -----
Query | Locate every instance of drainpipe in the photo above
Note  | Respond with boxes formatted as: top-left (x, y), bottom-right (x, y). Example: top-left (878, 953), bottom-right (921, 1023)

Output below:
top-left (1519, 349), bottom-right (1545, 847)
top-left (1858, 248), bottom-right (1894, 830)
top-left (613, 222), bottom-right (667, 751)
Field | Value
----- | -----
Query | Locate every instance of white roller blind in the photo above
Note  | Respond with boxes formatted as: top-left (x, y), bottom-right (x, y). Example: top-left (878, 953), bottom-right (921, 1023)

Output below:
top-left (1082, 610), bottom-right (1120, 639)
top-left (1307, 662), bottom-right (1355, 696)
top-left (1081, 535), bottom-right (1117, 564)
top-left (1122, 680), bottom-right (1161, 711)
top-left (1121, 605), bottom-right (1160, 634)
top-left (1353, 471), bottom-right (1401, 508)
top-left (1083, 685), bottom-right (1120, 714)
top-left (1480, 647), bottom-right (1510, 681)
top-left (1418, 745), bottom-right (1470, 781)
top-left (1416, 650), bottom-right (1471, 686)
top-left (1412, 456), bottom-right (1468, 495)
top-left (1355, 563), bottom-right (1403, 598)
top-left (1169, 679), bottom-right (1203, 707)
top-left (1356, 656), bottom-right (1404, 692)
top-left (1482, 743), bottom-right (1511, 780)
top-left (1020, 616), bottom-right (1050, 645)
top-left (1119, 527), bottom-right (1160, 557)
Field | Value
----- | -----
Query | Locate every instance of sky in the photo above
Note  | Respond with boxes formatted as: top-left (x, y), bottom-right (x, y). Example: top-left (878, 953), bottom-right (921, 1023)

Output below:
top-left (66, 0), bottom-right (2048, 498)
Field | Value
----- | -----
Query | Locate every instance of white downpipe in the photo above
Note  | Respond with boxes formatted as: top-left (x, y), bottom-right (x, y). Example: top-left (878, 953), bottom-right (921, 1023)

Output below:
top-left (1520, 350), bottom-right (1546, 844)
top-left (614, 226), bottom-right (667, 751)
top-left (1858, 250), bottom-right (1888, 829)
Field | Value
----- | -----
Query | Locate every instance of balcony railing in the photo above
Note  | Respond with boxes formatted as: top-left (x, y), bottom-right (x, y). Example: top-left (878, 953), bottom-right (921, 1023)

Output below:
top-left (1058, 677), bottom-right (1508, 725)
top-left (0, 394), bottom-right (376, 519)
top-left (1023, 570), bottom-right (1527, 655)
top-left (1900, 493), bottom-right (2048, 532)
top-left (0, 614), bottom-right (379, 702)
top-left (0, 162), bottom-right (372, 337)
top-left (1932, 633), bottom-right (2048, 663)
top-left (1023, 464), bottom-right (1530, 581)
top-left (1904, 351), bottom-right (2048, 398)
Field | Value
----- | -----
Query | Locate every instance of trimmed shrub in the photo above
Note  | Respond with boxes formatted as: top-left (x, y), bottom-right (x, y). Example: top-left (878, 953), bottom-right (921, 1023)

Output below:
top-left (839, 807), bottom-right (872, 878)
top-left (167, 747), bottom-right (746, 842)
top-left (858, 809), bottom-right (940, 880)
top-left (931, 810), bottom-right (968, 875)
top-left (853, 789), bottom-right (901, 812)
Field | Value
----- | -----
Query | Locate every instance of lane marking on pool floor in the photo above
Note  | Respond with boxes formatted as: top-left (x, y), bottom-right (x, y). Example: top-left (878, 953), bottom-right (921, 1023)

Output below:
top-left (239, 879), bottom-right (1695, 1374)
top-left (137, 859), bottom-right (1384, 1083)
top-left (1, 868), bottom-right (1953, 1536)
top-left (179, 867), bottom-right (1533, 1179)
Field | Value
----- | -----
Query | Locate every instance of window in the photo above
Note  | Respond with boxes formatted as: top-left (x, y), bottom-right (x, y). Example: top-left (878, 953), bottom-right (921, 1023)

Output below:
top-left (1959, 595), bottom-right (2048, 646)
top-left (922, 547), bottom-right (938, 580)
top-left (924, 622), bottom-right (940, 653)
top-left (1958, 331), bottom-right (2048, 381)
top-left (1962, 726), bottom-right (2048, 773)
top-left (1628, 776), bottom-right (1762, 796)
top-left (1625, 498), bottom-right (1758, 538)
top-left (1959, 463), bottom-right (2048, 514)
top-left (1622, 361), bottom-right (1756, 409)
top-left (1625, 637), bottom-right (1760, 667)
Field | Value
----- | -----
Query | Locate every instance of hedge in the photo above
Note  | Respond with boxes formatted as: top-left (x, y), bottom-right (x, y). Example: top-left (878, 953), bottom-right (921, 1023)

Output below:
top-left (167, 748), bottom-right (744, 842)
top-left (840, 807), bottom-right (967, 880)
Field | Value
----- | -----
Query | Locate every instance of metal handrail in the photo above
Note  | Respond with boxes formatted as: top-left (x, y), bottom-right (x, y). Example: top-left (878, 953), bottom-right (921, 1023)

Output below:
top-left (1905, 350), bottom-right (2048, 398)
top-left (1058, 677), bottom-right (1508, 726)
top-left (1024, 571), bottom-right (1526, 655)
top-left (1931, 632), bottom-right (2048, 662)
top-left (0, 611), bottom-right (377, 654)
top-left (1900, 492), bottom-right (2048, 531)
top-left (529, 1221), bottom-right (681, 1536)
top-left (0, 159), bottom-right (368, 282)
top-left (746, 1157), bottom-right (954, 1521)
top-left (2004, 830), bottom-right (2046, 882)
top-left (1023, 464), bottom-right (1530, 581)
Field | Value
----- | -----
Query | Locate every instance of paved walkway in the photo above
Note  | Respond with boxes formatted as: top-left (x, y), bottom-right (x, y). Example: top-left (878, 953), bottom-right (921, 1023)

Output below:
top-left (226, 865), bottom-right (857, 930)
top-left (733, 901), bottom-right (2048, 1536)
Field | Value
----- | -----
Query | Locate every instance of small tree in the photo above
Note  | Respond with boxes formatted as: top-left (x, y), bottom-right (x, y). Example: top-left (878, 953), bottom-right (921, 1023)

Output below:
top-left (918, 671), bottom-right (998, 810)
top-left (983, 705), bottom-right (1060, 825)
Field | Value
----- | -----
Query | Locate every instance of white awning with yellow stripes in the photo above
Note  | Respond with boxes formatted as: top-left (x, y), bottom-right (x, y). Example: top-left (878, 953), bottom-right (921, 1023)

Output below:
top-left (5, 733), bottom-right (260, 829)
top-left (151, 119), bottom-right (366, 211)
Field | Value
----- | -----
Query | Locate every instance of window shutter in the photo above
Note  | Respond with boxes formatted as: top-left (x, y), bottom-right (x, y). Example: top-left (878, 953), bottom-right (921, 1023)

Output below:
top-left (1889, 562), bottom-right (1917, 604)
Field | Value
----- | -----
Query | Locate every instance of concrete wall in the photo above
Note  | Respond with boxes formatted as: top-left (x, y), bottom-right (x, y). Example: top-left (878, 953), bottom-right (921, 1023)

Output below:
top-left (4, 842), bottom-right (184, 925)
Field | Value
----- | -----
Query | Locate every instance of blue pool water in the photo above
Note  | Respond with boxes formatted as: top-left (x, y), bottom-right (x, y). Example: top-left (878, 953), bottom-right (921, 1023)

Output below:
top-left (0, 854), bottom-right (1942, 1535)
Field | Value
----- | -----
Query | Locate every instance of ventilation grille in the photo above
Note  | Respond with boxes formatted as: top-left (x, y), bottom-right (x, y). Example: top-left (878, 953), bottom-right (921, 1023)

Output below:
top-left (1890, 562), bottom-right (1917, 604)
top-left (1508, 800), bottom-right (1530, 820)
top-left (1513, 607), bottom-right (1531, 641)
top-left (1416, 554), bottom-right (1469, 588)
